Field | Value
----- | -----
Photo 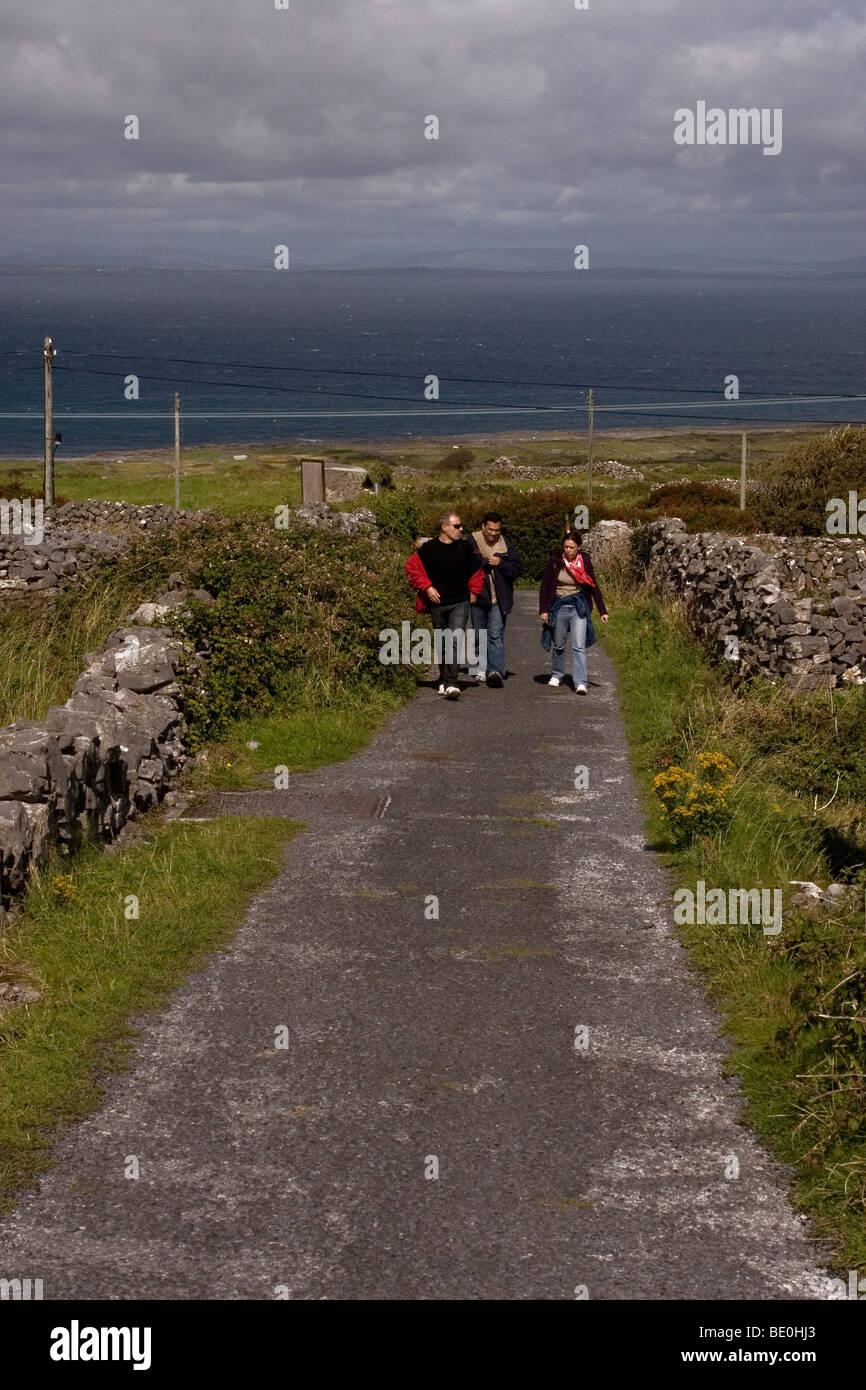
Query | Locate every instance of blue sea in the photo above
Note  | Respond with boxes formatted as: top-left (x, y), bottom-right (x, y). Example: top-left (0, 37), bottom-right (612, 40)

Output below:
top-left (0, 268), bottom-right (863, 456)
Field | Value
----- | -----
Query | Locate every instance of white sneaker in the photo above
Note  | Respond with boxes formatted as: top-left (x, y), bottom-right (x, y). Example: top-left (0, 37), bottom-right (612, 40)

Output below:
top-left (437, 683), bottom-right (447, 695)
top-left (576, 684), bottom-right (588, 695)
top-left (472, 672), bottom-right (486, 683)
top-left (445, 685), bottom-right (461, 700)
top-left (548, 675), bottom-right (562, 687)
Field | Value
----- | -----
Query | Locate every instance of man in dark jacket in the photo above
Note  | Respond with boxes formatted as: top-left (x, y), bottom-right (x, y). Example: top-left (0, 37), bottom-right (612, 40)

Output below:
top-left (467, 512), bottom-right (522, 687)
top-left (414, 512), bottom-right (483, 698)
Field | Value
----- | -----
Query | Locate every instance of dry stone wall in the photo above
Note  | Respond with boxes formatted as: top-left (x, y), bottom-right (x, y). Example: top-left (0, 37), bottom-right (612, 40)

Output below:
top-left (0, 504), bottom-right (215, 920)
top-left (0, 501), bottom-right (208, 597)
top-left (0, 576), bottom-right (211, 922)
top-left (646, 518), bottom-right (866, 690)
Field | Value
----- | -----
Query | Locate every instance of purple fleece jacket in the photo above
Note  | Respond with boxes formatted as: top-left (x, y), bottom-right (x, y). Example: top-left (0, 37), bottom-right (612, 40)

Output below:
top-left (538, 549), bottom-right (608, 617)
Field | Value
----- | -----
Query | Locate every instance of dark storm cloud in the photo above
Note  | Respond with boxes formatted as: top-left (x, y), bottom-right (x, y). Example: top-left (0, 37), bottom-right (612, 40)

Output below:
top-left (0, 0), bottom-right (863, 265)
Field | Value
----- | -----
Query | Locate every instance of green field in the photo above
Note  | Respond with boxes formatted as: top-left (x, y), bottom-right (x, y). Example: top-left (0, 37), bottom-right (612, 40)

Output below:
top-left (0, 447), bottom-right (302, 513)
top-left (0, 424), bottom-right (822, 515)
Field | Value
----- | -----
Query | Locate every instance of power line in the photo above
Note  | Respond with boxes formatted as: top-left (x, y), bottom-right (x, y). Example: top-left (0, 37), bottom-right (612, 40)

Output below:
top-left (45, 364), bottom-right (866, 416)
top-left (52, 362), bottom-right (430, 405)
top-left (0, 397), bottom-right (862, 421)
top-left (5, 345), bottom-right (856, 401)
top-left (42, 384), bottom-right (866, 413)
top-left (595, 394), bottom-right (866, 413)
top-left (53, 349), bottom-right (740, 395)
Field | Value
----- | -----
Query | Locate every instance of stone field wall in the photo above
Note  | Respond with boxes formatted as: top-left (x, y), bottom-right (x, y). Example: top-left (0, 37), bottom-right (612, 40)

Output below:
top-left (0, 591), bottom-right (209, 923)
top-left (0, 501), bottom-right (213, 920)
top-left (0, 501), bottom-right (208, 597)
top-left (646, 517), bottom-right (866, 690)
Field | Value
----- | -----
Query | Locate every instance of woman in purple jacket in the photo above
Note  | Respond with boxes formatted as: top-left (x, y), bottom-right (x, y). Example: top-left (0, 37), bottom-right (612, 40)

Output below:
top-left (538, 531), bottom-right (609, 694)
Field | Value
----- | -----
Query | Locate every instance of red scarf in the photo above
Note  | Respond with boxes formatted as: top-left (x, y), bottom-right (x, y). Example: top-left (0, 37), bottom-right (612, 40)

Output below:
top-left (562, 550), bottom-right (597, 589)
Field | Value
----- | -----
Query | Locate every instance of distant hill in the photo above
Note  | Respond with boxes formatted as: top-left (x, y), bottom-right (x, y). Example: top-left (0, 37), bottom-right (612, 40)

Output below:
top-left (1, 250), bottom-right (863, 277)
top-left (332, 247), bottom-right (866, 277)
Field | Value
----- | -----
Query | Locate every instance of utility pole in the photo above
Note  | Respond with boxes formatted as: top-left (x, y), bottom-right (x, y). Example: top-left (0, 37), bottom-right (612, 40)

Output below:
top-left (43, 337), bottom-right (55, 506)
top-left (587, 387), bottom-right (595, 506)
top-left (174, 393), bottom-right (181, 510)
top-left (740, 430), bottom-right (748, 511)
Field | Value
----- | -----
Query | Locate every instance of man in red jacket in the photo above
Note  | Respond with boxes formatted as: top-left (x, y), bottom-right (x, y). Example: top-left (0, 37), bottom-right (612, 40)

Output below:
top-left (405, 512), bottom-right (484, 698)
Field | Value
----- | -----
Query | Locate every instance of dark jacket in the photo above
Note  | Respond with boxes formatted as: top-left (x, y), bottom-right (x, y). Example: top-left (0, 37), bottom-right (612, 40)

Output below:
top-left (538, 549), bottom-right (608, 618)
top-left (416, 536), bottom-right (483, 607)
top-left (406, 550), bottom-right (485, 612)
top-left (468, 533), bottom-right (522, 615)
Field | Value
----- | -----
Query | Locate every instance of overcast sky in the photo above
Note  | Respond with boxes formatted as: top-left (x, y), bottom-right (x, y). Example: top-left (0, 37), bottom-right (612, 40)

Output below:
top-left (1, 0), bottom-right (864, 268)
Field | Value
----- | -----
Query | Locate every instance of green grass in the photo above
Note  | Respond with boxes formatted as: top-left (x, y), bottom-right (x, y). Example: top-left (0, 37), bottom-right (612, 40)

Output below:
top-left (0, 566), bottom-right (169, 726)
top-left (600, 582), bottom-right (866, 1269)
top-left (0, 425), bottom-right (817, 517)
top-left (0, 815), bottom-right (301, 1209)
top-left (0, 449), bottom-right (302, 514)
top-left (187, 686), bottom-right (407, 791)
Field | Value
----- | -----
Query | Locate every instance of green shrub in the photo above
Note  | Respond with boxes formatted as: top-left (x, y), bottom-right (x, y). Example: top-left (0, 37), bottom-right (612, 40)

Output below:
top-left (752, 426), bottom-right (866, 536)
top-left (365, 461), bottom-right (394, 489)
top-left (369, 490), bottom-right (420, 548)
top-left (0, 508), bottom-right (417, 750)
top-left (170, 514), bottom-right (415, 744)
top-left (622, 481), bottom-right (758, 534)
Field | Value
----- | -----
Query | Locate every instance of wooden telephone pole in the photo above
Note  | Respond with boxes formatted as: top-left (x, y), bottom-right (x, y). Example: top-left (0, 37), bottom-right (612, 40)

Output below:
top-left (43, 337), bottom-right (55, 506)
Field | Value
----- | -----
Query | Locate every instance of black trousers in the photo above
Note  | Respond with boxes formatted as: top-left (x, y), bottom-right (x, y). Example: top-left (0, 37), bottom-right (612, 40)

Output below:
top-left (429, 600), bottom-right (470, 684)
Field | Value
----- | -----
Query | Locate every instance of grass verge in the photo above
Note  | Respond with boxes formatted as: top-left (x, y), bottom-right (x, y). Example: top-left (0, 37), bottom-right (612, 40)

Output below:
top-left (186, 686), bottom-right (407, 792)
top-left (0, 815), bottom-right (301, 1211)
top-left (600, 586), bottom-right (866, 1271)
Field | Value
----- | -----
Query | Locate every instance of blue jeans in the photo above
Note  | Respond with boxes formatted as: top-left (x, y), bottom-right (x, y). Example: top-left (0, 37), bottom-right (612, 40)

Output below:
top-left (470, 603), bottom-right (506, 676)
top-left (552, 601), bottom-right (587, 686)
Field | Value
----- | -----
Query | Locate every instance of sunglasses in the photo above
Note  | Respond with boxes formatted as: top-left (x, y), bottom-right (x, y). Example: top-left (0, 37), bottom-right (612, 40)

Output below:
top-left (450, 522), bottom-right (464, 529)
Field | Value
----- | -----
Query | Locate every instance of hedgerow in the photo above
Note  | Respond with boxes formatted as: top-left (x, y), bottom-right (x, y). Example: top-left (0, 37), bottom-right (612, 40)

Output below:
top-left (170, 514), bottom-right (416, 745)
top-left (752, 426), bottom-right (866, 536)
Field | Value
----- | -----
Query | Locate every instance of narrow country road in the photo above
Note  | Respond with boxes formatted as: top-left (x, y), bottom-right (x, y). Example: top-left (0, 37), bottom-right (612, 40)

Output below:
top-left (0, 594), bottom-right (837, 1299)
